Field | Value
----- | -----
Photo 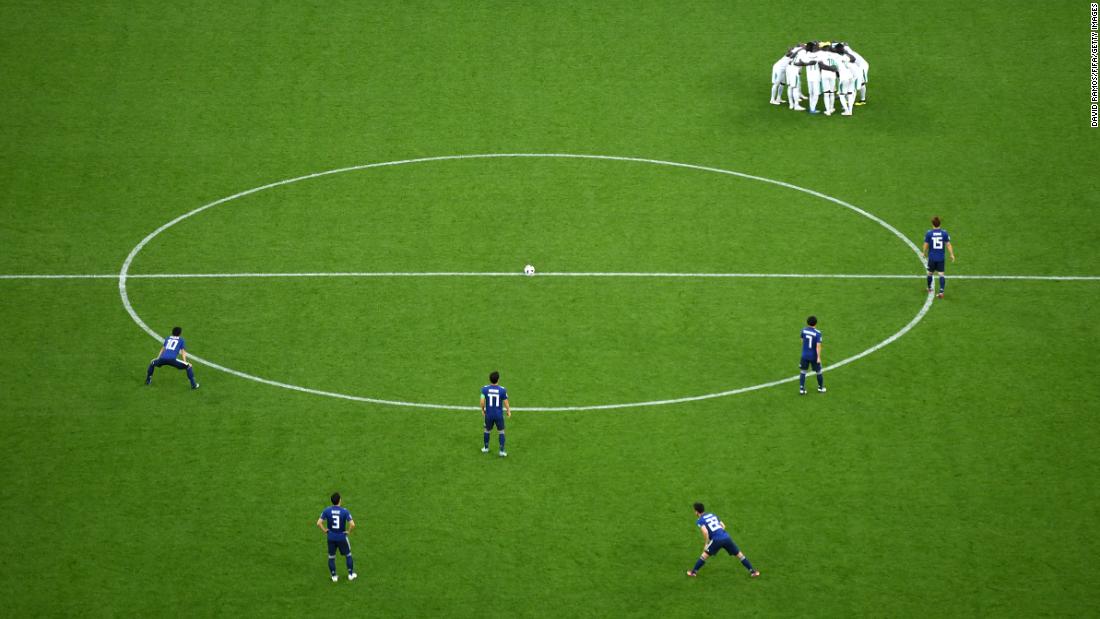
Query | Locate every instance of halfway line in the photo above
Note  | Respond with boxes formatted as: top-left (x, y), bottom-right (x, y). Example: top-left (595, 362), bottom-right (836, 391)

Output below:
top-left (2, 271), bottom-right (1100, 281)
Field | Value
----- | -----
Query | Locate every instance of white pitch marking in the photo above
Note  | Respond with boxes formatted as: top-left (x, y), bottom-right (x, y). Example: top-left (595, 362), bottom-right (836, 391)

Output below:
top-left (108, 153), bottom-right (1081, 411)
top-left (0, 274), bottom-right (119, 280)
top-left (3, 271), bottom-right (1100, 281)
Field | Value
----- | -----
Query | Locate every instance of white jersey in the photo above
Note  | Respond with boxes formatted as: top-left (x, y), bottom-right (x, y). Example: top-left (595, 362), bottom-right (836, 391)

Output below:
top-left (818, 52), bottom-right (842, 86)
top-left (845, 46), bottom-right (868, 69)
top-left (825, 52), bottom-right (853, 82)
top-left (803, 50), bottom-right (823, 76)
top-left (845, 46), bottom-right (869, 83)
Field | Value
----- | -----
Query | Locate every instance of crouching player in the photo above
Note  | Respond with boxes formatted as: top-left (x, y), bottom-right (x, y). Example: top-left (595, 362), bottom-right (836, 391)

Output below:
top-left (145, 326), bottom-right (198, 389)
top-left (686, 503), bottom-right (760, 578)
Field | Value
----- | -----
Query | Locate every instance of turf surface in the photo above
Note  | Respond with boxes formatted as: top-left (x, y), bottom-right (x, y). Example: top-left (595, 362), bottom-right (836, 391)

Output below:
top-left (2, 1), bottom-right (1098, 616)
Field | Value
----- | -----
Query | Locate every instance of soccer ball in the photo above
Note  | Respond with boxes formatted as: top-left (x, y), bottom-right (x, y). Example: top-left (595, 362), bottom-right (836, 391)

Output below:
top-left (524, 264), bottom-right (536, 276)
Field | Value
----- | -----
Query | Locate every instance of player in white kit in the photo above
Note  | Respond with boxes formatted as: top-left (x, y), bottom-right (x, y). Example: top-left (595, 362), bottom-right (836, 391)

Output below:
top-left (823, 45), bottom-right (855, 116)
top-left (817, 46), bottom-right (842, 116)
top-left (840, 42), bottom-right (869, 104)
top-left (770, 45), bottom-right (802, 105)
top-left (836, 45), bottom-right (863, 112)
top-left (799, 41), bottom-right (824, 114)
top-left (784, 43), bottom-right (809, 110)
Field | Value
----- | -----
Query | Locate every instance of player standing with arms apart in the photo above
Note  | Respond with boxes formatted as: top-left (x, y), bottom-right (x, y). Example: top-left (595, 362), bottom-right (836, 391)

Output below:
top-left (481, 371), bottom-right (511, 457)
top-left (686, 503), bottom-right (760, 578)
top-left (316, 492), bottom-right (357, 582)
top-left (800, 316), bottom-right (826, 395)
top-left (145, 326), bottom-right (198, 389)
top-left (923, 216), bottom-right (956, 299)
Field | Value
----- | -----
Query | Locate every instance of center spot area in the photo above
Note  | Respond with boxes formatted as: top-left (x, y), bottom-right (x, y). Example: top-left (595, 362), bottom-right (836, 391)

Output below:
top-left (127, 156), bottom-right (920, 409)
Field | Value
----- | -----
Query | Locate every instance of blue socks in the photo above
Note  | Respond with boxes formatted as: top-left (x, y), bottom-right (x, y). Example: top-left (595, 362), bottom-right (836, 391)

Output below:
top-left (186, 366), bottom-right (196, 387)
top-left (799, 372), bottom-right (806, 389)
top-left (927, 275), bottom-right (933, 289)
top-left (692, 558), bottom-right (706, 572)
top-left (483, 431), bottom-right (490, 448)
top-left (816, 373), bottom-right (824, 388)
top-left (328, 557), bottom-right (336, 576)
top-left (346, 555), bottom-right (355, 575)
top-left (499, 433), bottom-right (506, 451)
top-left (146, 362), bottom-right (155, 383)
top-left (741, 556), bottom-right (755, 572)
top-left (939, 276), bottom-right (945, 293)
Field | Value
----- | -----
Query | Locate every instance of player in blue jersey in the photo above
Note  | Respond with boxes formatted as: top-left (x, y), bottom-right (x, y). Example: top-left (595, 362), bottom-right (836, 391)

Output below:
top-left (799, 315), bottom-right (826, 395)
top-left (686, 503), bottom-right (760, 578)
top-left (145, 326), bottom-right (198, 389)
top-left (480, 370), bottom-right (511, 457)
top-left (316, 492), bottom-right (357, 582)
top-left (922, 216), bottom-right (956, 299)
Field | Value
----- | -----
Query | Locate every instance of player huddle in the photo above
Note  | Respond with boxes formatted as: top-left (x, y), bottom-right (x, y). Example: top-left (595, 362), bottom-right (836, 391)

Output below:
top-left (771, 41), bottom-right (868, 116)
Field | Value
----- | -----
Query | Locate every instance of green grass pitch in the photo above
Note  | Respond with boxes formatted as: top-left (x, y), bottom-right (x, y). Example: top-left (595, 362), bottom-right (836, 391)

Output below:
top-left (2, 1), bottom-right (1098, 616)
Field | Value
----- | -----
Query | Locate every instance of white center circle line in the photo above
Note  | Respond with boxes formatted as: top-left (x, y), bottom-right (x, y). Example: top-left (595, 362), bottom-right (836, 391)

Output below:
top-left (118, 153), bottom-right (934, 411)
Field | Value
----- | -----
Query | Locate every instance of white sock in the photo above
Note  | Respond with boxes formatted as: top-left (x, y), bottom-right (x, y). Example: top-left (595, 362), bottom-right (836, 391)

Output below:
top-left (859, 84), bottom-right (867, 101)
top-left (771, 83), bottom-right (781, 101)
top-left (809, 92), bottom-right (819, 111)
top-left (825, 92), bottom-right (834, 113)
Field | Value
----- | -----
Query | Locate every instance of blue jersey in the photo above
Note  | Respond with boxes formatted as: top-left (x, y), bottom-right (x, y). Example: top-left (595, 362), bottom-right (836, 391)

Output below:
top-left (320, 506), bottom-right (353, 540)
top-left (697, 512), bottom-right (732, 541)
top-left (925, 229), bottom-right (950, 261)
top-left (482, 384), bottom-right (508, 416)
top-left (800, 327), bottom-right (822, 360)
top-left (160, 336), bottom-right (185, 360)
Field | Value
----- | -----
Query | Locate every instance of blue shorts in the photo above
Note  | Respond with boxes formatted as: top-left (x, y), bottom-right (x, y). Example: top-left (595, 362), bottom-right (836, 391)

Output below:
top-left (704, 536), bottom-right (740, 557)
top-left (154, 358), bottom-right (189, 370)
top-left (485, 414), bottom-right (505, 431)
top-left (327, 538), bottom-right (351, 556)
top-left (800, 358), bottom-right (822, 372)
top-left (927, 259), bottom-right (945, 273)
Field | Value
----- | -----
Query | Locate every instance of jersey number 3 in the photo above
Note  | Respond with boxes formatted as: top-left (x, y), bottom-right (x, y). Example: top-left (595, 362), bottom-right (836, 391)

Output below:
top-left (331, 513), bottom-right (341, 529)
